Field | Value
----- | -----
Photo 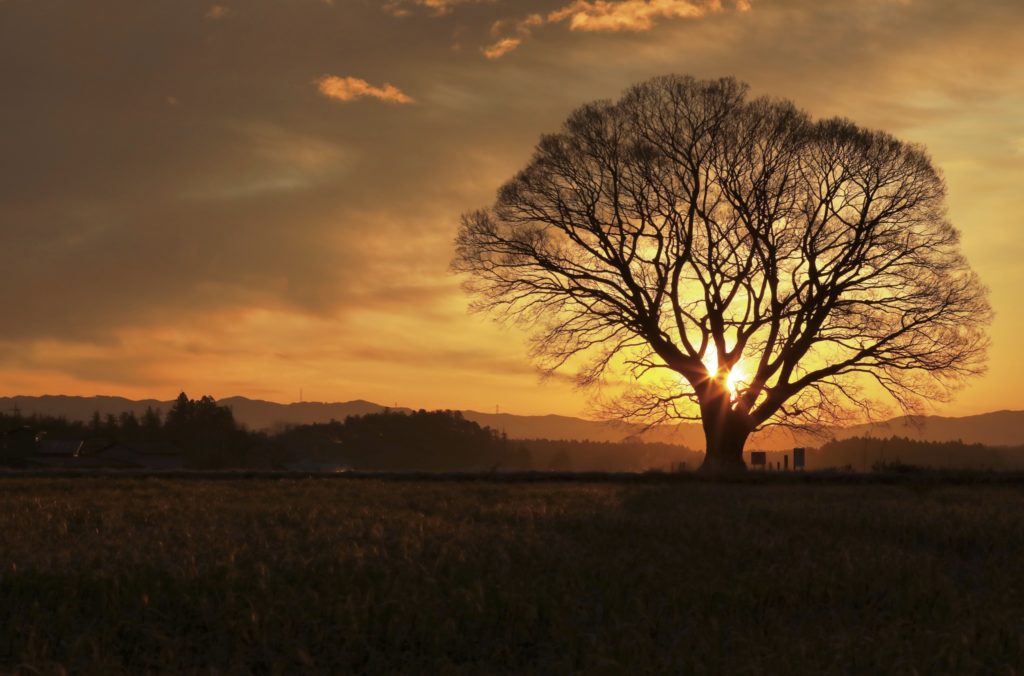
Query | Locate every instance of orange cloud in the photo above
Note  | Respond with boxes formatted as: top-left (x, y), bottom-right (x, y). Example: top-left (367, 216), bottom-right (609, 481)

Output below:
top-left (549, 0), bottom-right (715, 32)
top-left (482, 0), bottom-right (749, 59)
top-left (384, 0), bottom-right (490, 17)
top-left (315, 76), bottom-right (414, 104)
top-left (482, 37), bottom-right (522, 59)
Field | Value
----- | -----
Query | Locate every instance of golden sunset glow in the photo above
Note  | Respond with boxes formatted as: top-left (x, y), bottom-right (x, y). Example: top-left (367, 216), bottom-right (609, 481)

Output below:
top-left (0, 0), bottom-right (1021, 418)
top-left (701, 351), bottom-right (749, 400)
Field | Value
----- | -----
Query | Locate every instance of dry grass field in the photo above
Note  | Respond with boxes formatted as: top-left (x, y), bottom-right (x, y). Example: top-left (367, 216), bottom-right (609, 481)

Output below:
top-left (1, 476), bottom-right (1023, 674)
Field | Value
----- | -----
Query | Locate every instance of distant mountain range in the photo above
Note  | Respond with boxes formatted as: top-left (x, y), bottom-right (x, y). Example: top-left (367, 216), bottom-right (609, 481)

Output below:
top-left (1, 395), bottom-right (1022, 450)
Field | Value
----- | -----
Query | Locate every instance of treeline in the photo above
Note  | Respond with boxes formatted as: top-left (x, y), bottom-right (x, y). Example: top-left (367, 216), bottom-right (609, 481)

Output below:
top-left (519, 439), bottom-right (703, 472)
top-left (0, 393), bottom-right (274, 469)
top-left (813, 436), bottom-right (1024, 471)
top-left (16, 397), bottom-right (1018, 472)
top-left (274, 419), bottom-right (701, 472)
top-left (275, 409), bottom-right (531, 471)
top-left (1, 394), bottom-right (696, 471)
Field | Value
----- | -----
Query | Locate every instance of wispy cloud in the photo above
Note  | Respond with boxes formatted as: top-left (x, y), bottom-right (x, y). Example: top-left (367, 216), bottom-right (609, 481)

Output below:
top-left (383, 0), bottom-right (490, 18)
top-left (483, 0), bottom-right (750, 58)
top-left (481, 37), bottom-right (522, 59)
top-left (550, 0), bottom-right (731, 32)
top-left (315, 76), bottom-right (414, 104)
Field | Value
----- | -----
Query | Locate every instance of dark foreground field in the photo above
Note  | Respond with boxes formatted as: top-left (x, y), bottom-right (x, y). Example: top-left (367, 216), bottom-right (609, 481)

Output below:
top-left (2, 477), bottom-right (1023, 674)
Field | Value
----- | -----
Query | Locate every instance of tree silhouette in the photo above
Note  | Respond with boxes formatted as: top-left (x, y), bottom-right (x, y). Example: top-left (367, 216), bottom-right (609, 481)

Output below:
top-left (89, 411), bottom-right (103, 436)
top-left (164, 392), bottom-right (193, 434)
top-left (118, 411), bottom-right (141, 441)
top-left (164, 392), bottom-right (249, 468)
top-left (141, 406), bottom-right (162, 441)
top-left (454, 75), bottom-right (991, 472)
top-left (276, 410), bottom-right (531, 471)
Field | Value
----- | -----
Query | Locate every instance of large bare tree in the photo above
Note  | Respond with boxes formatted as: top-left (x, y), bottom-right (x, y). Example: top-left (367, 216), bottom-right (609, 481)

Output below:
top-left (453, 76), bottom-right (991, 472)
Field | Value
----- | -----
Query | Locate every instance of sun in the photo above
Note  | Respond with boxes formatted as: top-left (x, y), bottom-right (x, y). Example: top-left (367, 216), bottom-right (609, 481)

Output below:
top-left (726, 367), bottom-right (746, 398)
top-left (702, 350), bottom-right (748, 399)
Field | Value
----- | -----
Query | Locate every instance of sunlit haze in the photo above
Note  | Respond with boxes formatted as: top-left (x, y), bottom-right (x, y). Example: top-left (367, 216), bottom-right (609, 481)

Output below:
top-left (701, 351), bottom-right (748, 401)
top-left (1, 0), bottom-right (1021, 417)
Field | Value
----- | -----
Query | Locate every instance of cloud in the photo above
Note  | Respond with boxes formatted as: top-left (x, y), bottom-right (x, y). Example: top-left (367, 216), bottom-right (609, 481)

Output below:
top-left (481, 0), bottom-right (749, 58)
top-left (549, 0), bottom-right (721, 32)
top-left (383, 0), bottom-right (490, 18)
top-left (482, 37), bottom-right (522, 59)
top-left (315, 75), bottom-right (415, 104)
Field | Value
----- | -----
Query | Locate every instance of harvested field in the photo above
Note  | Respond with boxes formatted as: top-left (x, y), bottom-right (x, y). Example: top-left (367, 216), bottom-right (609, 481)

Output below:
top-left (1, 476), bottom-right (1023, 674)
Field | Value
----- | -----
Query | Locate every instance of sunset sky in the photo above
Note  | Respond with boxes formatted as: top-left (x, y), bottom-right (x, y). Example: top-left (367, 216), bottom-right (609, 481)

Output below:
top-left (1, 0), bottom-right (1021, 417)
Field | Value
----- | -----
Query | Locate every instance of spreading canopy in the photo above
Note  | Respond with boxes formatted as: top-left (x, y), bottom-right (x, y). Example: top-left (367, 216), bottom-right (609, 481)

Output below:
top-left (453, 76), bottom-right (990, 469)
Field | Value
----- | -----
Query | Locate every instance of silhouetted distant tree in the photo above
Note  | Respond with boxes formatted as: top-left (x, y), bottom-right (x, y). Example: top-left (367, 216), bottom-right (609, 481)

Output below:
top-left (141, 406), bottom-right (162, 441)
top-left (0, 398), bottom-right (269, 468)
top-left (0, 413), bottom-right (76, 439)
top-left (520, 438), bottom-right (699, 472)
top-left (454, 75), bottom-right (991, 472)
top-left (164, 392), bottom-right (193, 434)
top-left (818, 436), bottom-right (1023, 472)
top-left (119, 411), bottom-right (140, 441)
top-left (276, 410), bottom-right (531, 471)
top-left (164, 392), bottom-right (250, 468)
top-left (89, 411), bottom-right (103, 436)
top-left (103, 413), bottom-right (119, 438)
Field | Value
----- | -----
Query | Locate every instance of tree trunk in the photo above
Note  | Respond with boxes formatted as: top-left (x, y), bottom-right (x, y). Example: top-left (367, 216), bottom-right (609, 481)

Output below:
top-left (698, 405), bottom-right (751, 474)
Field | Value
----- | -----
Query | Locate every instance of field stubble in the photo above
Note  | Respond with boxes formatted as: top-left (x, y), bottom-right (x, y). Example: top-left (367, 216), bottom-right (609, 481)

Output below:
top-left (1, 477), bottom-right (1023, 674)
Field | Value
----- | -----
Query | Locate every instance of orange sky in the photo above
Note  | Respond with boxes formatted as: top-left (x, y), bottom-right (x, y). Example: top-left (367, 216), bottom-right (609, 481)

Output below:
top-left (0, 0), bottom-right (1021, 417)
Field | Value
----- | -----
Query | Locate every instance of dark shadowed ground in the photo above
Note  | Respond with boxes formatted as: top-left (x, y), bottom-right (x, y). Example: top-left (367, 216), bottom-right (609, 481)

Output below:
top-left (1, 476), bottom-right (1022, 674)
